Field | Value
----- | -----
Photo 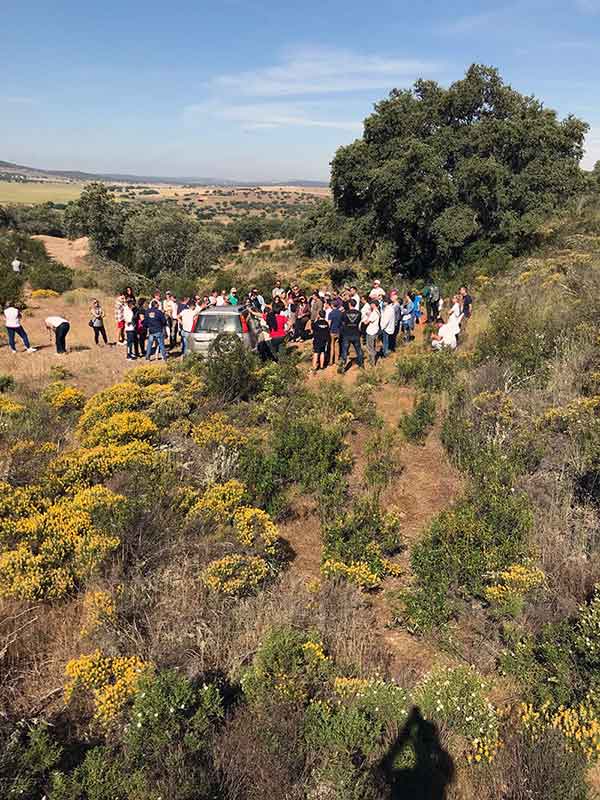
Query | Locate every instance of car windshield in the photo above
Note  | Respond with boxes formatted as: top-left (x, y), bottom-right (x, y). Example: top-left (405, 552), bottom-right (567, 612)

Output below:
top-left (195, 313), bottom-right (242, 334)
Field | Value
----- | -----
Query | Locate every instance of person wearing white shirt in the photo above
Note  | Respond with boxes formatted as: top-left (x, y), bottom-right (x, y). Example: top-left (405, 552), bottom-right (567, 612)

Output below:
top-left (431, 321), bottom-right (458, 351)
top-left (179, 302), bottom-right (201, 356)
top-left (45, 315), bottom-right (70, 354)
top-left (380, 299), bottom-right (396, 357)
top-left (123, 301), bottom-right (137, 360)
top-left (11, 258), bottom-right (21, 273)
top-left (369, 280), bottom-right (386, 302)
top-left (4, 304), bottom-right (36, 353)
top-left (350, 287), bottom-right (361, 309)
top-left (365, 302), bottom-right (381, 365)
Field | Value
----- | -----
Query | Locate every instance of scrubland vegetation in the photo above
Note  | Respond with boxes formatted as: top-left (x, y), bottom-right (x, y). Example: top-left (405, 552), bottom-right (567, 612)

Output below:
top-left (3, 63), bottom-right (600, 798)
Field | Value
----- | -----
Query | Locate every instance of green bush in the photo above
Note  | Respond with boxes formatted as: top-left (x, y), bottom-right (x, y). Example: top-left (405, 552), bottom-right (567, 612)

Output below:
top-left (29, 261), bottom-right (73, 294)
top-left (203, 334), bottom-right (258, 402)
top-left (0, 721), bottom-right (62, 800)
top-left (398, 394), bottom-right (436, 443)
top-left (404, 481), bottom-right (532, 629)
top-left (395, 349), bottom-right (463, 392)
top-left (0, 374), bottom-right (15, 393)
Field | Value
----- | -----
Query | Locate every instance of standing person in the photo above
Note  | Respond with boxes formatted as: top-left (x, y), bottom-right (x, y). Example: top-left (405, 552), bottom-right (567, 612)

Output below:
top-left (163, 291), bottom-right (179, 347)
top-left (228, 287), bottom-right (239, 306)
top-left (246, 307), bottom-right (275, 362)
top-left (311, 310), bottom-right (330, 373)
top-left (328, 301), bottom-right (343, 365)
top-left (365, 301), bottom-right (381, 365)
top-left (294, 296), bottom-right (311, 341)
top-left (216, 290), bottom-right (227, 307)
top-left (266, 304), bottom-right (287, 355)
top-left (179, 301), bottom-right (201, 357)
top-left (11, 256), bottom-right (21, 274)
top-left (136, 298), bottom-right (147, 357)
top-left (3, 303), bottom-right (36, 353)
top-left (449, 294), bottom-right (462, 327)
top-left (350, 286), bottom-right (361, 310)
top-left (89, 299), bottom-right (108, 346)
top-left (144, 300), bottom-right (168, 361)
top-left (425, 282), bottom-right (440, 322)
top-left (123, 299), bottom-right (138, 360)
top-left (401, 293), bottom-right (415, 344)
top-left (45, 315), bottom-right (70, 354)
top-left (152, 289), bottom-right (163, 309)
top-left (380, 297), bottom-right (396, 358)
top-left (309, 290), bottom-right (323, 327)
top-left (208, 290), bottom-right (218, 306)
top-left (360, 295), bottom-right (371, 342)
top-left (114, 292), bottom-right (126, 345)
top-left (413, 290), bottom-right (423, 324)
top-left (272, 279), bottom-right (285, 302)
top-left (391, 292), bottom-right (402, 352)
top-left (369, 279), bottom-right (386, 303)
top-left (460, 286), bottom-right (473, 320)
top-left (337, 300), bottom-right (364, 373)
top-left (124, 286), bottom-right (136, 304)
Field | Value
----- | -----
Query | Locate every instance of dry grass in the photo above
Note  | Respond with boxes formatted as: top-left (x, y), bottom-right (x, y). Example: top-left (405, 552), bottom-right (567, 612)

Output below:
top-left (0, 289), bottom-right (139, 396)
top-left (0, 180), bottom-right (84, 204)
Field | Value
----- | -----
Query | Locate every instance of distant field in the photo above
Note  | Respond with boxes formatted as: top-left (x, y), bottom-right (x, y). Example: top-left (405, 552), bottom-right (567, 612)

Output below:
top-left (0, 181), bottom-right (84, 204)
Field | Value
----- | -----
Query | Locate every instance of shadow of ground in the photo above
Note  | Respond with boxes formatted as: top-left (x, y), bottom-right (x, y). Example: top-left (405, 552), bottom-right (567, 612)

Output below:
top-left (376, 707), bottom-right (455, 800)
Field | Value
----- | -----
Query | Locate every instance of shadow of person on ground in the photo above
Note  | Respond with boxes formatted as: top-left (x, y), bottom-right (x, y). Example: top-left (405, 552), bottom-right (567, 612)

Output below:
top-left (375, 706), bottom-right (455, 800)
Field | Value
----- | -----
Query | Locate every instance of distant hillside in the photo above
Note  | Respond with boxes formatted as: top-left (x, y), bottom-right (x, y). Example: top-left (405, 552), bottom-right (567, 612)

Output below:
top-left (0, 160), bottom-right (329, 188)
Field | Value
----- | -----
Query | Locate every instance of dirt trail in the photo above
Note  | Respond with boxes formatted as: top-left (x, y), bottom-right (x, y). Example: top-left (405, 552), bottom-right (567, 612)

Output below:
top-left (281, 335), bottom-right (462, 679)
top-left (32, 234), bottom-right (90, 270)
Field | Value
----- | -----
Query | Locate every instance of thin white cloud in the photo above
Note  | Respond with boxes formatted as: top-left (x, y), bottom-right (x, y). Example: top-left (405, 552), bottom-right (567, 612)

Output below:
top-left (3, 96), bottom-right (35, 104)
top-left (441, 9), bottom-right (507, 34)
top-left (576, 0), bottom-right (600, 13)
top-left (207, 46), bottom-right (440, 97)
top-left (184, 101), bottom-right (362, 132)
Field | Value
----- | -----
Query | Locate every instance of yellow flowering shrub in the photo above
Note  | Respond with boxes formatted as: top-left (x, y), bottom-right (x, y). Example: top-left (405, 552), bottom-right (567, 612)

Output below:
top-left (45, 441), bottom-right (158, 493)
top-left (519, 701), bottom-right (600, 761)
top-left (127, 364), bottom-right (170, 386)
top-left (484, 563), bottom-right (545, 616)
top-left (81, 589), bottom-right (117, 636)
top-left (0, 483), bottom-right (48, 548)
top-left (201, 554), bottom-right (270, 596)
top-left (541, 396), bottom-right (600, 433)
top-left (65, 650), bottom-right (151, 725)
top-left (0, 486), bottom-right (126, 600)
top-left (31, 288), bottom-right (60, 298)
top-left (42, 382), bottom-right (86, 412)
top-left (81, 411), bottom-right (158, 447)
top-left (192, 413), bottom-right (247, 449)
top-left (301, 640), bottom-right (330, 665)
top-left (187, 480), bottom-right (246, 524)
top-left (321, 559), bottom-right (382, 590)
top-left (77, 382), bottom-right (149, 432)
top-left (233, 506), bottom-right (278, 555)
top-left (0, 397), bottom-right (26, 416)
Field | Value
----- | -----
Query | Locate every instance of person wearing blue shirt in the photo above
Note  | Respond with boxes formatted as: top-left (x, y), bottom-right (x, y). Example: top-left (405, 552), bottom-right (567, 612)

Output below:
top-left (328, 302), bottom-right (343, 365)
top-left (144, 300), bottom-right (168, 361)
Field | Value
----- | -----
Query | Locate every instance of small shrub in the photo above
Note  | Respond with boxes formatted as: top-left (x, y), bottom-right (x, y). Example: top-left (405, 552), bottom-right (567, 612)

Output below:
top-left (29, 260), bottom-right (73, 294)
top-left (203, 334), bottom-right (258, 402)
top-left (0, 396), bottom-right (25, 416)
top-left (42, 382), bottom-right (85, 412)
top-left (77, 382), bottom-right (149, 432)
top-left (0, 373), bottom-right (15, 393)
top-left (81, 411), bottom-right (158, 447)
top-left (398, 394), bottom-right (436, 443)
top-left (65, 649), bottom-right (152, 725)
top-left (414, 666), bottom-right (499, 763)
top-left (192, 412), bottom-right (246, 449)
top-left (201, 554), bottom-right (270, 596)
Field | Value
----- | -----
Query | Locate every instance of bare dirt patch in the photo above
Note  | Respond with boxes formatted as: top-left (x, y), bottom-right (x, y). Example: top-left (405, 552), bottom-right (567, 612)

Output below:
top-left (32, 234), bottom-right (90, 270)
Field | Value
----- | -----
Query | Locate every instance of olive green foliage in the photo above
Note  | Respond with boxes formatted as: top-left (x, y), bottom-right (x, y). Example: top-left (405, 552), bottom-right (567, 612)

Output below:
top-left (0, 230), bottom-right (52, 305)
top-left (3, 203), bottom-right (66, 236)
top-left (398, 394), bottom-right (436, 443)
top-left (65, 182), bottom-right (126, 258)
top-left (0, 374), bottom-right (15, 393)
top-left (502, 586), bottom-right (600, 709)
top-left (322, 495), bottom-right (401, 566)
top-left (327, 64), bottom-right (587, 273)
top-left (0, 722), bottom-right (62, 800)
top-left (404, 480), bottom-right (532, 630)
top-left (202, 334), bottom-right (259, 402)
top-left (395, 349), bottom-right (464, 392)
top-left (29, 260), bottom-right (74, 294)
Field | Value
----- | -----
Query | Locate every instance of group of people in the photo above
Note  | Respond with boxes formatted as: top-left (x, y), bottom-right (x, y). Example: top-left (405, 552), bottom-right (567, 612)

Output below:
top-left (2, 278), bottom-right (472, 366)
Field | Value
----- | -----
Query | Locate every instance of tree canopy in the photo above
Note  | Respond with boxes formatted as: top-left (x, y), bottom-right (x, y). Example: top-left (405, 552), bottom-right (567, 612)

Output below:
top-left (329, 64), bottom-right (588, 274)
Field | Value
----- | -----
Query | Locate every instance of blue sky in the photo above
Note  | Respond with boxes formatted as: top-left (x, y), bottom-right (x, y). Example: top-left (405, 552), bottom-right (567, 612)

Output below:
top-left (2, 0), bottom-right (600, 180)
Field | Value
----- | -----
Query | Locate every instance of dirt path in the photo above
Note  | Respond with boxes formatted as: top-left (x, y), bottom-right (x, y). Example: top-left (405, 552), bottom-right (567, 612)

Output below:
top-left (281, 335), bottom-right (463, 680)
top-left (32, 234), bottom-right (90, 270)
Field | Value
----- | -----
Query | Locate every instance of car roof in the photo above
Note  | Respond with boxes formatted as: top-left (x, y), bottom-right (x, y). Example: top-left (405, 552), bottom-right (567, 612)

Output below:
top-left (199, 306), bottom-right (242, 315)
